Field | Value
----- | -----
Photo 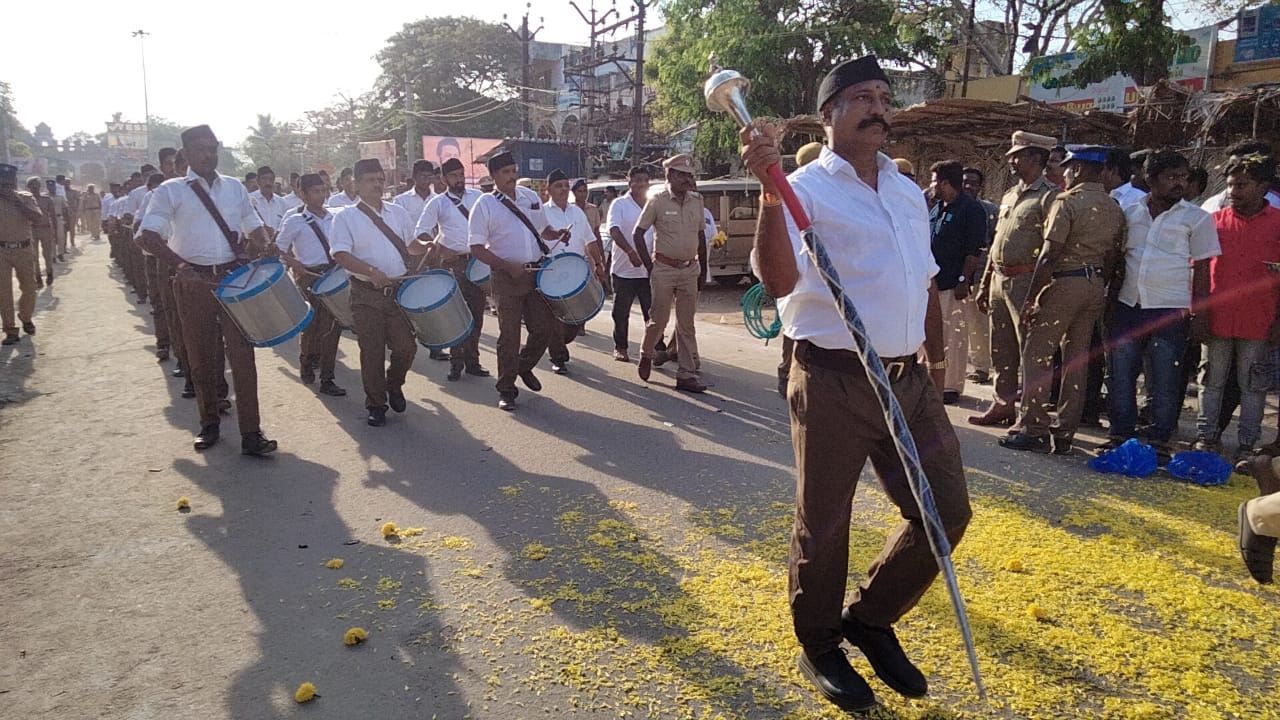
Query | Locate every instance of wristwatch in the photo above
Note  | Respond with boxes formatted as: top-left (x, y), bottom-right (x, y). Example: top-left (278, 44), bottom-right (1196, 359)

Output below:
top-left (927, 360), bottom-right (948, 370)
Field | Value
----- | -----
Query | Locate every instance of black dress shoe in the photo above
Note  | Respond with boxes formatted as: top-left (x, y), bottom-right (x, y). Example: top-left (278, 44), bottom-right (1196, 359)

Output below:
top-left (318, 380), bottom-right (347, 396)
top-left (429, 348), bottom-right (450, 361)
top-left (181, 382), bottom-right (196, 399)
top-left (1051, 436), bottom-right (1073, 455)
top-left (22, 321), bottom-right (36, 336)
top-left (519, 370), bottom-right (542, 392)
top-left (368, 407), bottom-right (387, 426)
top-left (550, 362), bottom-right (568, 375)
top-left (1, 332), bottom-right (18, 346)
top-left (796, 649), bottom-right (878, 712)
top-left (387, 387), bottom-right (407, 413)
top-left (999, 432), bottom-right (1050, 453)
top-left (942, 390), bottom-right (959, 405)
top-left (193, 425), bottom-right (220, 451)
top-left (465, 365), bottom-right (490, 377)
top-left (447, 367), bottom-right (463, 382)
top-left (676, 378), bottom-right (708, 394)
top-left (216, 398), bottom-right (232, 414)
top-left (842, 612), bottom-right (928, 698)
top-left (1240, 501), bottom-right (1275, 584)
top-left (156, 347), bottom-right (170, 362)
top-left (172, 364), bottom-right (185, 378)
top-left (498, 395), bottom-right (517, 411)
top-left (241, 431), bottom-right (278, 456)
top-left (300, 368), bottom-right (316, 385)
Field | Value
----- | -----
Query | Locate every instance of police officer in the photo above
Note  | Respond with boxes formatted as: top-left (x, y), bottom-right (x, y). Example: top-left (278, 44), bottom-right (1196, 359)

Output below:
top-left (0, 164), bottom-right (42, 345)
top-left (969, 131), bottom-right (1060, 427)
top-left (27, 177), bottom-right (57, 289)
top-left (1001, 145), bottom-right (1125, 454)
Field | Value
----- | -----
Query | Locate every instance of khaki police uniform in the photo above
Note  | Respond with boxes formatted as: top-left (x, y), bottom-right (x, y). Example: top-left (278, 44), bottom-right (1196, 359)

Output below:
top-left (81, 191), bottom-right (102, 241)
top-left (0, 186), bottom-right (40, 335)
top-left (31, 192), bottom-right (57, 283)
top-left (1017, 181), bottom-right (1124, 440)
top-left (636, 188), bottom-right (704, 381)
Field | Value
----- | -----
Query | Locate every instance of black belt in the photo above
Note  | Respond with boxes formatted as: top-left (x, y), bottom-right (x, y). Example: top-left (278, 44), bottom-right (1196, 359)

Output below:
top-left (796, 340), bottom-right (917, 383)
top-left (186, 261), bottom-right (242, 275)
top-left (523, 261), bottom-right (544, 269)
top-left (0, 240), bottom-right (32, 249)
top-left (305, 263), bottom-right (334, 274)
top-left (350, 276), bottom-right (399, 296)
top-left (1052, 266), bottom-right (1104, 279)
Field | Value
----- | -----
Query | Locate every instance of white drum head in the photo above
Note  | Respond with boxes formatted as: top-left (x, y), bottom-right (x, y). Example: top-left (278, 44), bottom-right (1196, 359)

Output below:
top-left (466, 257), bottom-right (491, 284)
top-left (537, 253), bottom-right (590, 299)
top-left (216, 258), bottom-right (281, 302)
top-left (398, 270), bottom-right (458, 312)
top-left (313, 266), bottom-right (349, 296)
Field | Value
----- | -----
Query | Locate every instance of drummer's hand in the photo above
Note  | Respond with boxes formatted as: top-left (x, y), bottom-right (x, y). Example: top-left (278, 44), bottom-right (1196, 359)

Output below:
top-left (368, 267), bottom-right (391, 289)
top-left (739, 120), bottom-right (782, 192)
top-left (174, 264), bottom-right (201, 288)
top-left (594, 263), bottom-right (608, 285)
top-left (626, 249), bottom-right (642, 267)
top-left (502, 260), bottom-right (528, 279)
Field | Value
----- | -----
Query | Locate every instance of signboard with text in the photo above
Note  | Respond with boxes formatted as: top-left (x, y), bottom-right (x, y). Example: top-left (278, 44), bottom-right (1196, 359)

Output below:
top-left (1234, 4), bottom-right (1280, 64)
top-left (105, 122), bottom-right (147, 150)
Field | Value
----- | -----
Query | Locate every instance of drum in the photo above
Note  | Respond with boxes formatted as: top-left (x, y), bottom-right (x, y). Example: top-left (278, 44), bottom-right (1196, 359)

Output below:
top-left (465, 256), bottom-right (491, 293)
top-left (396, 269), bottom-right (473, 350)
top-left (310, 265), bottom-right (356, 330)
top-left (214, 257), bottom-right (313, 347)
top-left (537, 253), bottom-right (604, 325)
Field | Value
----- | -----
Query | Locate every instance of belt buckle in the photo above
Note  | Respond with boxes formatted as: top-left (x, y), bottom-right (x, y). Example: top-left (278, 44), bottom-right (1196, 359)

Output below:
top-left (884, 360), bottom-right (906, 382)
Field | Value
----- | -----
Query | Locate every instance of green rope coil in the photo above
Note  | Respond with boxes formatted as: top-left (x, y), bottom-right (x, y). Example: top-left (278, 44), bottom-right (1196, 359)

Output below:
top-left (741, 282), bottom-right (782, 341)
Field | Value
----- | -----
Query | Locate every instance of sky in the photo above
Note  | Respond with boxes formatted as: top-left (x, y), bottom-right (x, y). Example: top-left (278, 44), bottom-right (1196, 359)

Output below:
top-left (5, 0), bottom-right (654, 146)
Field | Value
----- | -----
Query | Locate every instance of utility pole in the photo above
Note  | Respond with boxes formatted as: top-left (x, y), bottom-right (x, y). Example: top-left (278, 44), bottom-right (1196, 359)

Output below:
top-left (960, 0), bottom-right (976, 98)
top-left (131, 30), bottom-right (151, 152)
top-left (631, 2), bottom-right (647, 165)
top-left (568, 0), bottom-right (619, 177)
top-left (504, 4), bottom-right (544, 138)
top-left (404, 73), bottom-right (415, 174)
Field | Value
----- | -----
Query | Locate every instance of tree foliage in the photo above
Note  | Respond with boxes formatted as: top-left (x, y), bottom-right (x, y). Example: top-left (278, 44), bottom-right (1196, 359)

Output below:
top-left (1057, 0), bottom-right (1191, 87)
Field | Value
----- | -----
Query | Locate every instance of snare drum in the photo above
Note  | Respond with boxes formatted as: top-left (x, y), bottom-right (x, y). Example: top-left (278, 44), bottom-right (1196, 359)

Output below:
top-left (396, 269), bottom-right (473, 350)
top-left (537, 253), bottom-right (604, 325)
top-left (214, 257), bottom-right (314, 347)
top-left (310, 265), bottom-right (356, 330)
top-left (465, 256), bottom-right (491, 293)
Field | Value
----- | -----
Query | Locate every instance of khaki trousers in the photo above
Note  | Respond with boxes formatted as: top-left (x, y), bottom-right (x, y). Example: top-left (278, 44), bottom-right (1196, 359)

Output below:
top-left (965, 296), bottom-right (990, 372)
top-left (641, 262), bottom-right (700, 380)
top-left (938, 290), bottom-right (968, 394)
top-left (1, 245), bottom-right (37, 331)
top-left (297, 269), bottom-right (345, 382)
top-left (174, 269), bottom-right (260, 433)
top-left (161, 265), bottom-right (189, 372)
top-left (82, 209), bottom-right (99, 239)
top-left (1018, 275), bottom-right (1106, 439)
top-left (145, 255), bottom-right (170, 349)
top-left (350, 281), bottom-right (417, 410)
top-left (988, 271), bottom-right (1033, 407)
top-left (788, 341), bottom-right (971, 653)
top-left (493, 268), bottom-right (558, 397)
top-left (125, 242), bottom-right (148, 299)
top-left (34, 233), bottom-right (55, 279)
top-left (440, 255), bottom-right (487, 371)
top-left (1248, 484), bottom-right (1280, 538)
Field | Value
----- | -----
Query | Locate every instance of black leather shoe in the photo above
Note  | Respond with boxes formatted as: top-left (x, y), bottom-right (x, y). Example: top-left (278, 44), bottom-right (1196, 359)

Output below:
top-left (181, 382), bottom-right (196, 399)
top-left (796, 649), bottom-right (878, 712)
top-left (1, 332), bottom-right (18, 346)
top-left (447, 366), bottom-right (463, 382)
top-left (387, 387), bottom-right (407, 413)
top-left (241, 431), bottom-right (278, 456)
top-left (193, 425), bottom-right (220, 451)
top-left (429, 348), bottom-right (450, 361)
top-left (367, 407), bottom-right (387, 427)
top-left (300, 367), bottom-right (316, 385)
top-left (1240, 501), bottom-right (1275, 584)
top-left (1051, 436), bottom-right (1073, 455)
top-left (22, 321), bottom-right (36, 336)
top-left (156, 347), bottom-right (170, 362)
top-left (550, 362), bottom-right (568, 375)
top-left (999, 432), bottom-right (1050, 453)
top-left (172, 364), bottom-right (185, 378)
top-left (216, 398), bottom-right (232, 415)
top-left (519, 370), bottom-right (542, 392)
top-left (465, 365), bottom-right (491, 377)
top-left (842, 611), bottom-right (928, 698)
top-left (318, 380), bottom-right (347, 396)
top-left (653, 349), bottom-right (670, 367)
top-left (498, 395), bottom-right (517, 411)
top-left (942, 390), bottom-right (959, 405)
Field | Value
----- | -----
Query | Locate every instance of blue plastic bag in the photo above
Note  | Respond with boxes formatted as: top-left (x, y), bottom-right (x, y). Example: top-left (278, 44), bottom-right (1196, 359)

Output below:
top-left (1165, 451), bottom-right (1234, 487)
top-left (1087, 438), bottom-right (1158, 477)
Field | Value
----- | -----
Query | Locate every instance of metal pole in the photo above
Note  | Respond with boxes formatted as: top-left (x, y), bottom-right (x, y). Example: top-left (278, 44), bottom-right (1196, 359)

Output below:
top-left (961, 0), bottom-right (976, 98)
top-left (631, 2), bottom-right (646, 164)
top-left (0, 99), bottom-right (10, 165)
top-left (404, 73), bottom-right (415, 176)
top-left (522, 13), bottom-right (532, 138)
top-left (132, 30), bottom-right (151, 152)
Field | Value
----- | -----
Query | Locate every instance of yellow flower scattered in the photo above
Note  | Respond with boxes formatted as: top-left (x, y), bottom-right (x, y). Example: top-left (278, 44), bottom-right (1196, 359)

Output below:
top-left (521, 541), bottom-right (550, 560)
top-left (530, 598), bottom-right (550, 610)
top-left (293, 681), bottom-right (317, 703)
top-left (324, 558), bottom-right (344, 569)
top-left (342, 627), bottom-right (368, 645)
top-left (1027, 602), bottom-right (1049, 621)
top-left (399, 527), bottom-right (425, 537)
top-left (441, 535), bottom-right (474, 550)
top-left (175, 497), bottom-right (190, 510)
top-left (1004, 559), bottom-right (1024, 572)
top-left (380, 521), bottom-right (398, 538)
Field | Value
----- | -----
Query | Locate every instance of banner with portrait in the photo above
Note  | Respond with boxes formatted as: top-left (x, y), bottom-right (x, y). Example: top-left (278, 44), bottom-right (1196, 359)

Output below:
top-left (422, 136), bottom-right (503, 187)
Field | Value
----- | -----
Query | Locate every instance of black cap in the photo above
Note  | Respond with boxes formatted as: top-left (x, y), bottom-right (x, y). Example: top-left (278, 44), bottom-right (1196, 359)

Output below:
top-left (0, 164), bottom-right (16, 183)
top-left (487, 151), bottom-right (516, 174)
top-left (257, 165), bottom-right (274, 176)
top-left (546, 169), bottom-right (567, 185)
top-left (817, 56), bottom-right (891, 113)
top-left (180, 124), bottom-right (217, 146)
top-left (412, 159), bottom-right (437, 175)
top-left (353, 158), bottom-right (383, 176)
top-left (299, 173), bottom-right (324, 190)
top-left (441, 158), bottom-right (464, 175)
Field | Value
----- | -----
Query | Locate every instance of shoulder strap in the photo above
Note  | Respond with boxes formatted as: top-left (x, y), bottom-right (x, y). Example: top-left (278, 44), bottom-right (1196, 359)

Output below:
top-left (492, 190), bottom-right (551, 256)
top-left (304, 213), bottom-right (333, 262)
top-left (448, 193), bottom-right (470, 220)
top-left (354, 201), bottom-right (411, 265)
top-left (187, 179), bottom-right (247, 260)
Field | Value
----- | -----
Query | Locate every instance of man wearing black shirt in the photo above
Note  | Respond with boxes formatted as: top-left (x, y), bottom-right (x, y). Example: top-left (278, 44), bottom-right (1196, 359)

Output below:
top-left (928, 160), bottom-right (986, 404)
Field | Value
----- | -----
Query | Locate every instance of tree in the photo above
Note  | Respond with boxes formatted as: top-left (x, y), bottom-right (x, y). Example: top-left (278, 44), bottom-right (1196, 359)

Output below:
top-left (1055, 0), bottom-right (1194, 87)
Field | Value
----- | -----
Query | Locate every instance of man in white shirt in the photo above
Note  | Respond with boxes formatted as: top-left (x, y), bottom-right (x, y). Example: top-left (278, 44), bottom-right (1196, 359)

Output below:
top-left (1103, 150), bottom-right (1218, 457)
top-left (327, 167), bottom-right (358, 208)
top-left (247, 166), bottom-right (292, 237)
top-left (137, 124), bottom-right (276, 456)
top-left (606, 166), bottom-right (654, 362)
top-left (542, 168), bottom-right (607, 362)
top-left (330, 158), bottom-right (418, 427)
top-left (132, 171), bottom-right (168, 358)
top-left (411, 157), bottom-right (489, 381)
top-left (275, 173), bottom-right (347, 398)
top-left (469, 151), bottom-right (571, 411)
top-left (740, 56), bottom-right (969, 713)
top-left (394, 160), bottom-right (440, 222)
top-left (279, 172), bottom-right (301, 209)
top-left (1108, 149), bottom-right (1149, 208)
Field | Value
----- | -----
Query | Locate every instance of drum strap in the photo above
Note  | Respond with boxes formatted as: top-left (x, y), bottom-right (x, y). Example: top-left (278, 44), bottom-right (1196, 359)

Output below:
top-left (187, 180), bottom-right (248, 261)
top-left (492, 190), bottom-right (551, 257)
top-left (448, 193), bottom-right (470, 220)
top-left (354, 201), bottom-right (412, 266)
top-left (304, 214), bottom-right (333, 262)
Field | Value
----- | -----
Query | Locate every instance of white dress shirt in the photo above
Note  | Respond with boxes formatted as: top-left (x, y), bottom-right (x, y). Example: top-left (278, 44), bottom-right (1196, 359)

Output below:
top-left (124, 184), bottom-right (149, 216)
top-left (276, 208), bottom-right (336, 268)
top-left (1119, 198), bottom-right (1220, 309)
top-left (1110, 182), bottom-right (1148, 209)
top-left (393, 188), bottom-right (436, 224)
top-left (767, 147), bottom-right (938, 357)
top-left (109, 195), bottom-right (131, 219)
top-left (469, 186), bottom-right (547, 264)
top-left (702, 208), bottom-right (718, 282)
top-left (133, 189), bottom-right (155, 253)
top-left (139, 170), bottom-right (265, 265)
top-left (248, 190), bottom-right (295, 232)
top-left (280, 191), bottom-right (299, 208)
top-left (327, 190), bottom-right (359, 208)
top-left (415, 189), bottom-right (482, 253)
top-left (1200, 189), bottom-right (1280, 213)
top-left (605, 193), bottom-right (651, 280)
top-left (329, 200), bottom-right (412, 277)
top-left (542, 199), bottom-right (594, 257)
top-left (100, 193), bottom-right (115, 220)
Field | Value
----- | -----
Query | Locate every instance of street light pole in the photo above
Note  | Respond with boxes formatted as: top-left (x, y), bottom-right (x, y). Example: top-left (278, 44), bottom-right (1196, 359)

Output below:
top-left (504, 4), bottom-right (544, 139)
top-left (131, 29), bottom-right (151, 152)
top-left (404, 72), bottom-right (414, 177)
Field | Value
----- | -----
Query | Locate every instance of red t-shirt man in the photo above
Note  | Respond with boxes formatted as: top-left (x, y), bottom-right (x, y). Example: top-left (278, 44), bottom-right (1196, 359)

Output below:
top-left (1208, 204), bottom-right (1280, 341)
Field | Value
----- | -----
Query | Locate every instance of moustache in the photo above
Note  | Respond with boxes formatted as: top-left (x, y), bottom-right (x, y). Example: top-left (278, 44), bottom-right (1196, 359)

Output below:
top-left (858, 117), bottom-right (890, 131)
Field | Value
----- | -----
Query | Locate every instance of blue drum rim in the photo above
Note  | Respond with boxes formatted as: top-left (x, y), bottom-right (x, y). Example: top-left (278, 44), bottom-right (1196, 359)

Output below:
top-left (396, 269), bottom-right (458, 314)
top-left (416, 316), bottom-right (475, 351)
top-left (251, 304), bottom-right (314, 348)
top-left (216, 257), bottom-right (285, 304)
top-left (312, 266), bottom-right (349, 298)
top-left (536, 253), bottom-right (589, 299)
top-left (465, 256), bottom-right (491, 283)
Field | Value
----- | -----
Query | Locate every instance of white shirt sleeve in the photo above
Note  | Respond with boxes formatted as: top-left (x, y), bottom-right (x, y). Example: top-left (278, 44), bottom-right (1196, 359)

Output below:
top-left (329, 211), bottom-right (355, 255)
top-left (138, 185), bottom-right (174, 239)
top-left (1188, 211), bottom-right (1221, 261)
top-left (415, 197), bottom-right (441, 239)
top-left (276, 214), bottom-right (301, 254)
top-left (469, 197), bottom-right (492, 249)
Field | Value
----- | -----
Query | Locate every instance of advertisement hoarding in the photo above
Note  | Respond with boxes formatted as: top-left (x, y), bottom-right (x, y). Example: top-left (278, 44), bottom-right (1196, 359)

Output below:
top-left (422, 136), bottom-right (504, 186)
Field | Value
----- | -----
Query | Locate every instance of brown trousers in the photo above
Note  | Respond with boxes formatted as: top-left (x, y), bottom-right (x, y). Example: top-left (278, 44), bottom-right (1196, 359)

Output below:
top-left (988, 271), bottom-right (1033, 407)
top-left (161, 264), bottom-right (190, 373)
top-left (788, 341), bottom-right (971, 654)
top-left (641, 262), bottom-right (700, 380)
top-left (1018, 274), bottom-right (1106, 439)
top-left (174, 269), bottom-right (260, 433)
top-left (145, 255), bottom-right (170, 349)
top-left (1, 245), bottom-right (37, 331)
top-left (125, 241), bottom-right (148, 299)
top-left (493, 267), bottom-right (558, 397)
top-left (439, 255), bottom-right (487, 371)
top-left (296, 268), bottom-right (344, 382)
top-left (33, 232), bottom-right (55, 279)
top-left (350, 281), bottom-right (417, 410)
